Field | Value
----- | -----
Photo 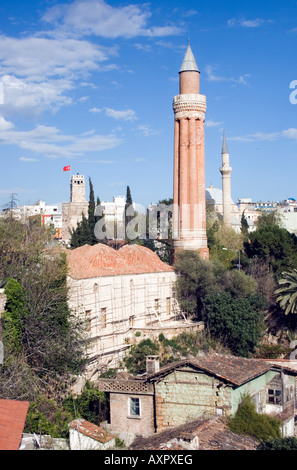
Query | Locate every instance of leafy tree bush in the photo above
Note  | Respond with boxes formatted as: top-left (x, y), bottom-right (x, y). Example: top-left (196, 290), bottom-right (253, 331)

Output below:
top-left (244, 225), bottom-right (297, 276)
top-left (257, 437), bottom-right (297, 450)
top-left (123, 339), bottom-right (159, 375)
top-left (203, 292), bottom-right (266, 357)
top-left (25, 382), bottom-right (107, 438)
top-left (228, 396), bottom-right (281, 441)
top-left (174, 251), bottom-right (216, 318)
top-left (276, 269), bottom-right (297, 315)
top-left (0, 218), bottom-right (87, 401)
top-left (63, 381), bottom-right (107, 426)
top-left (24, 396), bottom-right (73, 438)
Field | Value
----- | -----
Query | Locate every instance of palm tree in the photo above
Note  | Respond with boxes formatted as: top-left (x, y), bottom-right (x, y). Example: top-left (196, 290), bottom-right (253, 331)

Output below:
top-left (276, 269), bottom-right (297, 315)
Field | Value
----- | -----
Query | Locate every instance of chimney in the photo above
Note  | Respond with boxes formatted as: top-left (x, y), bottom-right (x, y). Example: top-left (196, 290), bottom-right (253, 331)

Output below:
top-left (146, 355), bottom-right (160, 375)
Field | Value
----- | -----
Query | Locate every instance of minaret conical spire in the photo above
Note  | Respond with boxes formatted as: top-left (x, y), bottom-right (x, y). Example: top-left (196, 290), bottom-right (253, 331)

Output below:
top-left (222, 129), bottom-right (229, 154)
top-left (179, 41), bottom-right (199, 73)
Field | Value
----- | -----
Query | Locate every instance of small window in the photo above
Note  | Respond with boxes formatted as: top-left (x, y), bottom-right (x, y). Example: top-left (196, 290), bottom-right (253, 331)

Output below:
top-left (267, 389), bottom-right (282, 405)
top-left (101, 307), bottom-right (107, 328)
top-left (154, 299), bottom-right (159, 315)
top-left (129, 398), bottom-right (140, 417)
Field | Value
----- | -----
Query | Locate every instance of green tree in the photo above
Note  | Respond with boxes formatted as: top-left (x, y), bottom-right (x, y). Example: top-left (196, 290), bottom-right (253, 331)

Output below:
top-left (276, 269), bottom-right (297, 315)
top-left (174, 251), bottom-right (216, 319)
top-left (2, 278), bottom-right (28, 353)
top-left (228, 395), bottom-right (281, 441)
top-left (257, 437), bottom-right (297, 450)
top-left (0, 243), bottom-right (86, 399)
top-left (203, 291), bottom-right (266, 357)
top-left (63, 381), bottom-right (107, 426)
top-left (123, 339), bottom-right (159, 375)
top-left (124, 185), bottom-right (134, 239)
top-left (70, 213), bottom-right (92, 248)
top-left (241, 210), bottom-right (249, 239)
top-left (255, 209), bottom-right (283, 229)
top-left (244, 225), bottom-right (297, 276)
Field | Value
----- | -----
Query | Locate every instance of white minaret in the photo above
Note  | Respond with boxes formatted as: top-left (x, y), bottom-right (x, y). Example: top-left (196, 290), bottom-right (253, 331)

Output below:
top-left (220, 130), bottom-right (232, 227)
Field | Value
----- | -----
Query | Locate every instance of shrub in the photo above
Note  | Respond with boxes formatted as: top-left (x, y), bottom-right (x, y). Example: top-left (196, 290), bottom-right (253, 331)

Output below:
top-left (228, 396), bottom-right (281, 441)
top-left (257, 437), bottom-right (297, 450)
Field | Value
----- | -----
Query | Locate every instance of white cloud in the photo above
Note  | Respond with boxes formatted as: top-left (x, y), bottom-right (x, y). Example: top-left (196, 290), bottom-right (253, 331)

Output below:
top-left (89, 107), bottom-right (102, 113)
top-left (105, 108), bottom-right (137, 121)
top-left (137, 125), bottom-right (160, 137)
top-left (0, 124), bottom-right (121, 159)
top-left (228, 17), bottom-right (271, 28)
top-left (205, 65), bottom-right (250, 86)
top-left (19, 157), bottom-right (38, 162)
top-left (0, 34), bottom-right (117, 117)
top-left (0, 116), bottom-right (14, 131)
top-left (230, 128), bottom-right (297, 143)
top-left (0, 35), bottom-right (111, 80)
top-left (42, 0), bottom-right (182, 39)
top-left (205, 120), bottom-right (223, 128)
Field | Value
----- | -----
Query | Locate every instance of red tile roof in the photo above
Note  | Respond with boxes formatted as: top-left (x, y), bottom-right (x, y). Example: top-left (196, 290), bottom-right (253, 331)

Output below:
top-left (69, 419), bottom-right (114, 443)
top-left (147, 354), bottom-right (273, 386)
top-left (0, 399), bottom-right (29, 450)
top-left (67, 243), bottom-right (173, 279)
top-left (130, 416), bottom-right (259, 451)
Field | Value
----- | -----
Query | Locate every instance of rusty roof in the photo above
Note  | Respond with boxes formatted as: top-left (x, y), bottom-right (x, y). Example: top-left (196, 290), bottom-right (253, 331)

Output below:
top-left (67, 243), bottom-right (174, 279)
top-left (130, 416), bottom-right (259, 451)
top-left (147, 354), bottom-right (274, 387)
top-left (0, 399), bottom-right (29, 450)
top-left (69, 419), bottom-right (114, 444)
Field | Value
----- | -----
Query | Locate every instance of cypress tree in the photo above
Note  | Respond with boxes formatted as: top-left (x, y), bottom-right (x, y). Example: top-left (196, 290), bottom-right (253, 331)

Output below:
top-left (125, 186), bottom-right (134, 238)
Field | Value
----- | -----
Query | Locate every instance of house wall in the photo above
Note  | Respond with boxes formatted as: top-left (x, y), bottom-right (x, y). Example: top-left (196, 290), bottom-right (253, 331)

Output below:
top-left (154, 368), bottom-right (232, 432)
top-left (109, 392), bottom-right (155, 438)
top-left (231, 371), bottom-right (277, 415)
top-left (68, 271), bottom-right (178, 376)
top-left (69, 428), bottom-right (115, 450)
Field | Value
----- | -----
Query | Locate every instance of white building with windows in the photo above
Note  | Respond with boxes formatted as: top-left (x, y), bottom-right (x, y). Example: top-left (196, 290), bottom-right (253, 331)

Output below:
top-left (67, 243), bottom-right (203, 382)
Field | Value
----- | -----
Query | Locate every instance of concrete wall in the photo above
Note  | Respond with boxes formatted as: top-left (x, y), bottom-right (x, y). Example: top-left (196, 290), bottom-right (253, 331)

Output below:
top-left (154, 367), bottom-right (232, 432)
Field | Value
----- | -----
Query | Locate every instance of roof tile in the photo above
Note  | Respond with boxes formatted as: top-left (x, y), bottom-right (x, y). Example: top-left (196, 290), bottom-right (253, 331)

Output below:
top-left (67, 243), bottom-right (173, 279)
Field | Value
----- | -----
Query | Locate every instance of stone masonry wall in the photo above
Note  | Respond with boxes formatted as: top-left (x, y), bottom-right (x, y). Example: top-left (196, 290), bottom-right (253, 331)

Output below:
top-left (154, 368), bottom-right (232, 432)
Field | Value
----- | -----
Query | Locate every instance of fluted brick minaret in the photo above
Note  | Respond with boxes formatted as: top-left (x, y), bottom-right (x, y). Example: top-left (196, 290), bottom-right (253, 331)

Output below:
top-left (172, 43), bottom-right (209, 259)
top-left (220, 130), bottom-right (232, 227)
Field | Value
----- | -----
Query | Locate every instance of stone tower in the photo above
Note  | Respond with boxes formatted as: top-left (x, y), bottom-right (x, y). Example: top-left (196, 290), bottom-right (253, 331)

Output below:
top-left (220, 131), bottom-right (232, 227)
top-left (70, 174), bottom-right (87, 203)
top-left (172, 43), bottom-right (209, 259)
top-left (62, 174), bottom-right (89, 241)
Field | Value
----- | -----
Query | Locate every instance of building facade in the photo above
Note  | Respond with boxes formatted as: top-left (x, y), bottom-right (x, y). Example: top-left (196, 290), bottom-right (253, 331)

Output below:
top-left (67, 243), bottom-right (202, 381)
top-left (98, 355), bottom-right (297, 441)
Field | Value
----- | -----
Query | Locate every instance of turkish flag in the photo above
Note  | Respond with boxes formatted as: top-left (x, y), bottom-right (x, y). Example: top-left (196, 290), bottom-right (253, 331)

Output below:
top-left (63, 165), bottom-right (71, 171)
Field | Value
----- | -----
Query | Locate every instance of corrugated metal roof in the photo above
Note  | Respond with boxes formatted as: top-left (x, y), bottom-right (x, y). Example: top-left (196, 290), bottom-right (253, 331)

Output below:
top-left (0, 399), bottom-right (29, 450)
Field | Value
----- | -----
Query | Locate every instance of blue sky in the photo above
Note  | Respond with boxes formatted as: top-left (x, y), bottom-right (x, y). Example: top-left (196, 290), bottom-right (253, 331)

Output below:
top-left (0, 0), bottom-right (297, 209)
